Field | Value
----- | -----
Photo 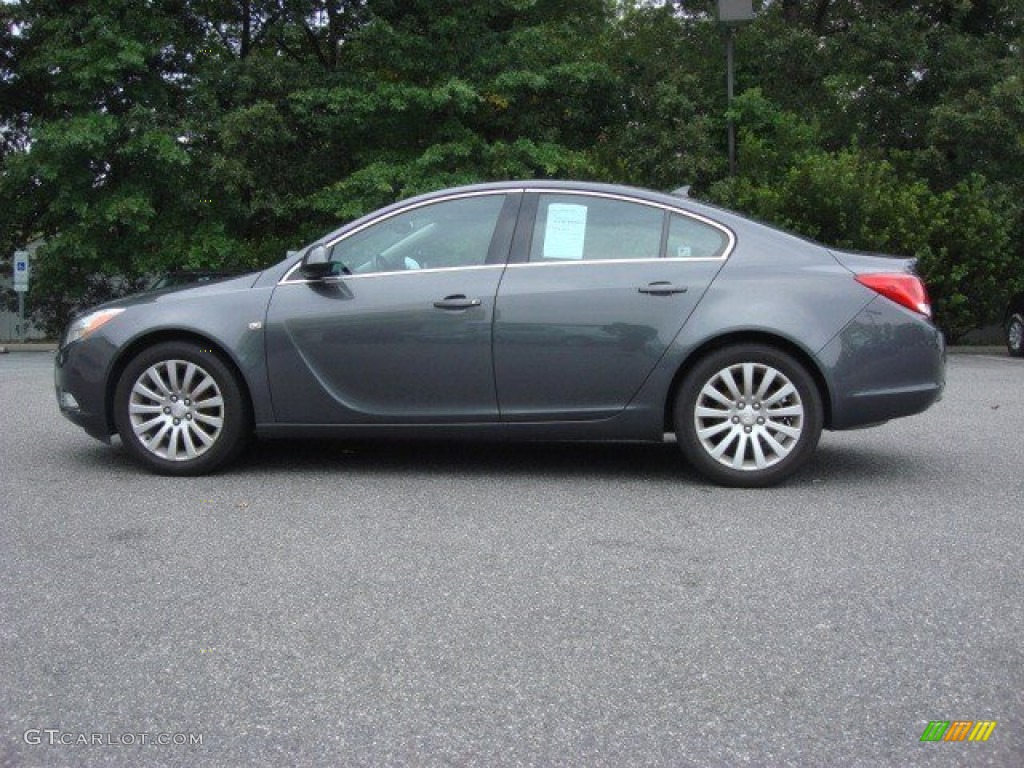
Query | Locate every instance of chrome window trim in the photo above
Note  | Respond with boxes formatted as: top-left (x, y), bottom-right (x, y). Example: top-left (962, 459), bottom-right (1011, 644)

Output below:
top-left (279, 189), bottom-right (518, 284)
top-left (280, 186), bottom-right (736, 284)
top-left (504, 256), bottom-right (726, 269)
top-left (280, 264), bottom-right (507, 285)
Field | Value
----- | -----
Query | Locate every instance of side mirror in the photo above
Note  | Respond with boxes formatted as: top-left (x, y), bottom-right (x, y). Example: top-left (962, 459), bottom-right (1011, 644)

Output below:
top-left (300, 245), bottom-right (332, 279)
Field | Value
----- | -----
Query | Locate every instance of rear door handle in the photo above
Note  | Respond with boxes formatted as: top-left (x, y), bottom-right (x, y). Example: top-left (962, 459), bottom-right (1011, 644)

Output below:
top-left (638, 282), bottom-right (688, 296)
top-left (433, 294), bottom-right (482, 310)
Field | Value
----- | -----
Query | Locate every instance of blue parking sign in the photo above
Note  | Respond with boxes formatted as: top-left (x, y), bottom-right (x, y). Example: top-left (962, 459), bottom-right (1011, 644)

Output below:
top-left (13, 250), bottom-right (30, 292)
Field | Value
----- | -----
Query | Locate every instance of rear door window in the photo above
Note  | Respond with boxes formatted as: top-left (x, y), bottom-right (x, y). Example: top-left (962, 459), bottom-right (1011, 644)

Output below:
top-left (529, 194), bottom-right (665, 263)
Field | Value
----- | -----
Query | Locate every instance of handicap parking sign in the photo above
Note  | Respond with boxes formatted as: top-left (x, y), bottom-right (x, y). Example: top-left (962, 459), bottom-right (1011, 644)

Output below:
top-left (13, 250), bottom-right (30, 291)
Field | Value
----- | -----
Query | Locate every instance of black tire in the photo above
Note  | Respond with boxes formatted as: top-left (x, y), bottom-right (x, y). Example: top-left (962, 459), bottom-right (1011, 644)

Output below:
top-left (1007, 312), bottom-right (1024, 358)
top-left (114, 341), bottom-right (250, 475)
top-left (674, 344), bottom-right (823, 488)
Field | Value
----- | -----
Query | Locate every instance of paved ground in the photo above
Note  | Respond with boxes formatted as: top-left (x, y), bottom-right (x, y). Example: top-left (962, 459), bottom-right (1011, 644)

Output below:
top-left (1, 352), bottom-right (1021, 767)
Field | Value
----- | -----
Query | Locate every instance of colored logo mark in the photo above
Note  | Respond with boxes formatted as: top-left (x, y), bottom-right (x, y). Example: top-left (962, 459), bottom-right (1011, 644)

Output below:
top-left (920, 720), bottom-right (997, 742)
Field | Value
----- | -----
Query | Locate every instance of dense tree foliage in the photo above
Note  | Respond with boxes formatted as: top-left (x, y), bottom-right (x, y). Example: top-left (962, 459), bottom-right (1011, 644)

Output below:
top-left (2, 0), bottom-right (1022, 339)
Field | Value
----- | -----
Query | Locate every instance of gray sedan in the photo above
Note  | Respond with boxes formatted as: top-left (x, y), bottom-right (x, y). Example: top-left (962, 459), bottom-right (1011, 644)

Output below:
top-left (54, 180), bottom-right (945, 486)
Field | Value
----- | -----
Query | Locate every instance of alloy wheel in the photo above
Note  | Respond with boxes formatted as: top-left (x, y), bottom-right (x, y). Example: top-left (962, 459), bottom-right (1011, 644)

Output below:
top-left (693, 362), bottom-right (805, 471)
top-left (128, 359), bottom-right (225, 461)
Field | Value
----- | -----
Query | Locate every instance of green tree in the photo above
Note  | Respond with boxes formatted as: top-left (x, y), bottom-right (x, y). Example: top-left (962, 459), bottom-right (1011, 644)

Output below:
top-left (709, 94), bottom-right (1019, 340)
top-left (596, 2), bottom-right (724, 190)
top-left (1, 0), bottom-right (205, 331)
top-left (295, 0), bottom-right (620, 218)
top-left (2, 0), bottom-right (1022, 338)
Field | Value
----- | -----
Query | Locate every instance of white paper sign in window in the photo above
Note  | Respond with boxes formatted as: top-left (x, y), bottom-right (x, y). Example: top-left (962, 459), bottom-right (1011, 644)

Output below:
top-left (543, 203), bottom-right (588, 260)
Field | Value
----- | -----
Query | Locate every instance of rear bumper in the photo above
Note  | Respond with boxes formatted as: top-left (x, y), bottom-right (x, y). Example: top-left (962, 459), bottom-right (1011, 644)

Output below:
top-left (818, 297), bottom-right (945, 430)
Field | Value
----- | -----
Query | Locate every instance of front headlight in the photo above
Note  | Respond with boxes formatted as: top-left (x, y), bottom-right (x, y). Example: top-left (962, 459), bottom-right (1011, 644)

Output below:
top-left (63, 308), bottom-right (125, 346)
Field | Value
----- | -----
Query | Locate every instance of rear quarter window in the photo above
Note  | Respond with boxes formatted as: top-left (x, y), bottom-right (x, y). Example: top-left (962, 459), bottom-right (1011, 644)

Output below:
top-left (667, 214), bottom-right (729, 259)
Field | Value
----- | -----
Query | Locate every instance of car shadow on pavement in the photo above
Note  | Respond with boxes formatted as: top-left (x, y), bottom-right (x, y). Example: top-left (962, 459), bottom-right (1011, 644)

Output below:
top-left (61, 434), bottom-right (936, 488)
top-left (239, 437), bottom-right (697, 483)
top-left (804, 442), bottom-right (938, 486)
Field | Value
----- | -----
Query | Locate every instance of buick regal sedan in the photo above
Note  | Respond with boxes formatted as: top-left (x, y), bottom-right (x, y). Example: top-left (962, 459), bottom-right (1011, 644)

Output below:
top-left (55, 181), bottom-right (945, 487)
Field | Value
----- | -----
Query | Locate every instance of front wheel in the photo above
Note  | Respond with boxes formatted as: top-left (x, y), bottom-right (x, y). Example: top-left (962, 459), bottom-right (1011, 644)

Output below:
top-left (114, 341), bottom-right (250, 475)
top-left (674, 344), bottom-right (823, 487)
top-left (1007, 313), bottom-right (1024, 358)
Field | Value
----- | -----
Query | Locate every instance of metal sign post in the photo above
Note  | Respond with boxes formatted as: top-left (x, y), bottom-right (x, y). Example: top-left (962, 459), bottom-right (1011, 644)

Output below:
top-left (716, 1), bottom-right (756, 176)
top-left (13, 250), bottom-right (30, 343)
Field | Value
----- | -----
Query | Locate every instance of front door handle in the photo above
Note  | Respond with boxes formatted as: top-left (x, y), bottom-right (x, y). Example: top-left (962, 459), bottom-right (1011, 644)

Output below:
top-left (433, 294), bottom-right (482, 310)
top-left (638, 282), bottom-right (688, 296)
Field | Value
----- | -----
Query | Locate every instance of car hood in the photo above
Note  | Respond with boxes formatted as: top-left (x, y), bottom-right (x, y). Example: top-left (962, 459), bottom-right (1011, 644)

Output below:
top-left (84, 271), bottom-right (264, 315)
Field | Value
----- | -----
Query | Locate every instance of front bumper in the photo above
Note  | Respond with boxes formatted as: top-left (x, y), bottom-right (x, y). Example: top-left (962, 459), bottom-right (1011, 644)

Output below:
top-left (54, 336), bottom-right (119, 442)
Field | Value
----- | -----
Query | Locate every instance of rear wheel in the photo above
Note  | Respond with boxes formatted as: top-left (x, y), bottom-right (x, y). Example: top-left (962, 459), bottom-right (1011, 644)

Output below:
top-left (114, 341), bottom-right (250, 475)
top-left (1007, 312), bottom-right (1024, 358)
top-left (674, 344), bottom-right (823, 487)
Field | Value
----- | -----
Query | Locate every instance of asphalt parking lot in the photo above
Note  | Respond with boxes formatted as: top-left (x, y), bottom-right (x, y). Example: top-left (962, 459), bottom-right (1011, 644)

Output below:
top-left (1, 351), bottom-right (1021, 767)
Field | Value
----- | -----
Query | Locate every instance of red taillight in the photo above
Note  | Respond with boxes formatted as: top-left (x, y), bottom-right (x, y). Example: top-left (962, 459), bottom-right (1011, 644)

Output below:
top-left (855, 273), bottom-right (932, 318)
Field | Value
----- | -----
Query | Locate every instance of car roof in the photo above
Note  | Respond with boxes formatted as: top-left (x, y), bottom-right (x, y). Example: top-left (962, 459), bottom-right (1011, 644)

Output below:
top-left (310, 179), bottom-right (737, 249)
top-left (417, 179), bottom-right (696, 209)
